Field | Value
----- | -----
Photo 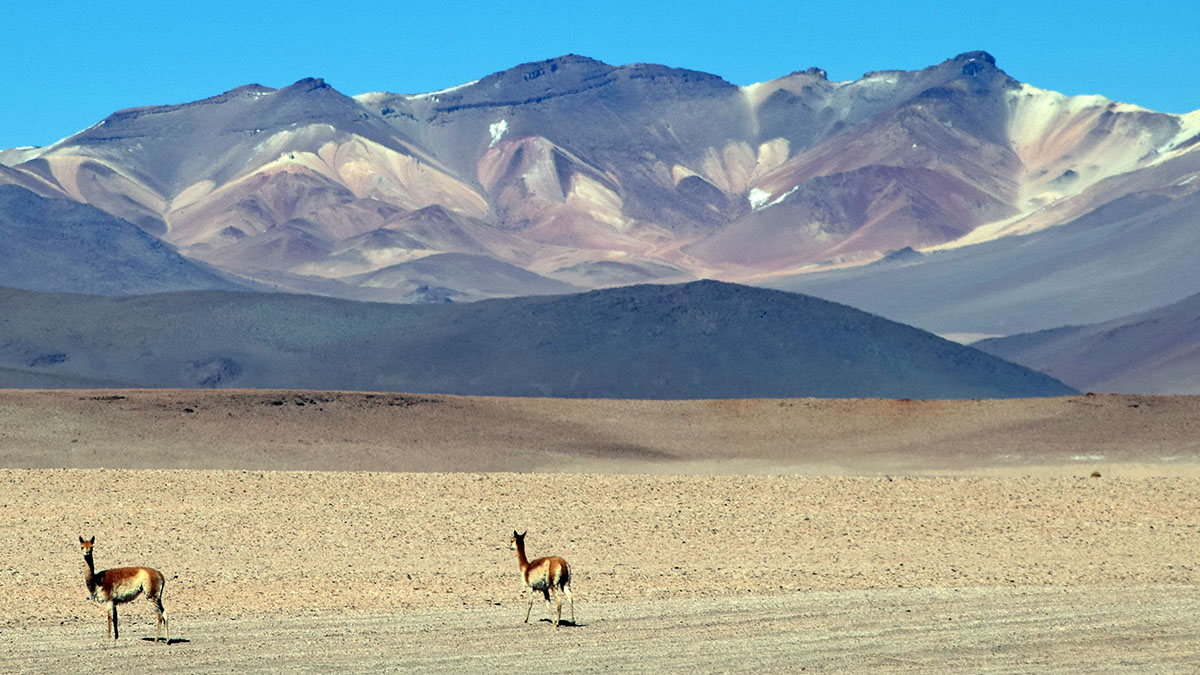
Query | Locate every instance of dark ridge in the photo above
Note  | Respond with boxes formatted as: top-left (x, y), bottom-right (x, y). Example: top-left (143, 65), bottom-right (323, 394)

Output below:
top-left (954, 51), bottom-right (997, 66)
top-left (621, 62), bottom-right (734, 87)
top-left (225, 83), bottom-right (276, 96)
top-left (282, 77), bottom-right (333, 93)
top-left (786, 66), bottom-right (828, 80)
top-left (0, 185), bottom-right (247, 295)
top-left (430, 77), bottom-right (620, 114)
top-left (428, 54), bottom-right (736, 115)
top-left (873, 246), bottom-right (925, 265)
top-left (97, 82), bottom-right (281, 126)
top-left (0, 280), bottom-right (1076, 398)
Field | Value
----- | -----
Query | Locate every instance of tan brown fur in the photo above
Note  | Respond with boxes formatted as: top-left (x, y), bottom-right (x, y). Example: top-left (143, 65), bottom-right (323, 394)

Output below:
top-left (510, 530), bottom-right (574, 627)
top-left (79, 536), bottom-right (170, 643)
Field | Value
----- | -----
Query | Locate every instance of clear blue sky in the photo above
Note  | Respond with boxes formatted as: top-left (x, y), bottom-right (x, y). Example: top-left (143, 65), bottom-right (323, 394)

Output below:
top-left (4, 0), bottom-right (1199, 150)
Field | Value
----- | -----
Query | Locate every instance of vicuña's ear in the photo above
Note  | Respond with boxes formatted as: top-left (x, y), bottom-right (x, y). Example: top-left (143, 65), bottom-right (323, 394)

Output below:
top-left (519, 531), bottom-right (526, 537)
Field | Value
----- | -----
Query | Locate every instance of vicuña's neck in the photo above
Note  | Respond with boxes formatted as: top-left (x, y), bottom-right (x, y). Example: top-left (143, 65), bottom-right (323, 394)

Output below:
top-left (515, 542), bottom-right (529, 571)
top-left (83, 552), bottom-right (98, 592)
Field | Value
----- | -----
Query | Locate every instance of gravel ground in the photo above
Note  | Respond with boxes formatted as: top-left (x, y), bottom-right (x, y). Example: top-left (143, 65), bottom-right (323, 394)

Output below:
top-left (1, 389), bottom-right (1197, 671)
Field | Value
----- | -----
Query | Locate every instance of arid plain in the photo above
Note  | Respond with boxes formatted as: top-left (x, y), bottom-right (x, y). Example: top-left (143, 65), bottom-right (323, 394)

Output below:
top-left (1, 389), bottom-right (1198, 672)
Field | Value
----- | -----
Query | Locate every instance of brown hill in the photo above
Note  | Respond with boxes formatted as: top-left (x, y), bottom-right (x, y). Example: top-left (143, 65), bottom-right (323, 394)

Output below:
top-left (2, 389), bottom-right (1194, 473)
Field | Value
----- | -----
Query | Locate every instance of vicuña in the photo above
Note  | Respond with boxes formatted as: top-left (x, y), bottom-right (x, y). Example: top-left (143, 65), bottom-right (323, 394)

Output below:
top-left (79, 536), bottom-right (170, 643)
top-left (509, 530), bottom-right (574, 627)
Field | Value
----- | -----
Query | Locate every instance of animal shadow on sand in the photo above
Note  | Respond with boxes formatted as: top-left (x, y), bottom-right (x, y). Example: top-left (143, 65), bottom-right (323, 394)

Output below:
top-left (140, 637), bottom-right (190, 645)
top-left (534, 618), bottom-right (582, 628)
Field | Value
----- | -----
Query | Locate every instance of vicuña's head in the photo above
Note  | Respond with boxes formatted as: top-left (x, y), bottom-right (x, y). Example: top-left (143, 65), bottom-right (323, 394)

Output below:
top-left (510, 530), bottom-right (526, 550)
top-left (79, 536), bottom-right (94, 556)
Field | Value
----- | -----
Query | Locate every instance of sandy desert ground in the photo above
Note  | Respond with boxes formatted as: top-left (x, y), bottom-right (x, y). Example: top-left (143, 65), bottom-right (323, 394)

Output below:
top-left (1, 389), bottom-right (1198, 672)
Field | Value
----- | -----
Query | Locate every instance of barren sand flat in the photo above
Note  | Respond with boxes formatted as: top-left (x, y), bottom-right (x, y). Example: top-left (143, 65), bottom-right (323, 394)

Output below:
top-left (1, 389), bottom-right (1198, 474)
top-left (1, 390), bottom-right (1198, 671)
top-left (5, 588), bottom-right (1198, 672)
top-left (2, 469), bottom-right (1198, 671)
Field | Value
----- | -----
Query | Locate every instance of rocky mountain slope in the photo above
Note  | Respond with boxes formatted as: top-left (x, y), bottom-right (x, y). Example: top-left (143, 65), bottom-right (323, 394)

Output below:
top-left (3, 52), bottom-right (1197, 312)
top-left (974, 292), bottom-right (1200, 394)
top-left (771, 173), bottom-right (1200, 336)
top-left (0, 280), bottom-right (1074, 398)
top-left (0, 185), bottom-right (245, 295)
top-left (3, 52), bottom-right (1197, 393)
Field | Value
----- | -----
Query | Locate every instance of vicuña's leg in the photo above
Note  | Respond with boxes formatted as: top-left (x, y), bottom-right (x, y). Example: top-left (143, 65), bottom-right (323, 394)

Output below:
top-left (564, 584), bottom-right (575, 622)
top-left (554, 590), bottom-right (563, 627)
top-left (109, 603), bottom-right (119, 640)
top-left (152, 595), bottom-right (168, 643)
top-left (524, 591), bottom-right (534, 623)
top-left (542, 589), bottom-right (553, 625)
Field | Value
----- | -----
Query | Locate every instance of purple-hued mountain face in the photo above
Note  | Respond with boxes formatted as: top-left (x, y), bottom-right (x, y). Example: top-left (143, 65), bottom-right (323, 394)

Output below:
top-left (974, 291), bottom-right (1200, 395)
top-left (2, 52), bottom-right (1198, 317)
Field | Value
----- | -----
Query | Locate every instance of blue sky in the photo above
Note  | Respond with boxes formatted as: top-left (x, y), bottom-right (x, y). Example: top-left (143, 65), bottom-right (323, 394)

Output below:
top-left (4, 1), bottom-right (1199, 150)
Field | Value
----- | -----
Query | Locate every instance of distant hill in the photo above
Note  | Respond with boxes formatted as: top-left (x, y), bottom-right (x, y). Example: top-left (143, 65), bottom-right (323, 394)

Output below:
top-left (772, 177), bottom-right (1200, 336)
top-left (974, 292), bottom-right (1200, 394)
top-left (349, 252), bottom-right (582, 299)
top-left (0, 185), bottom-right (246, 295)
top-left (0, 280), bottom-right (1074, 399)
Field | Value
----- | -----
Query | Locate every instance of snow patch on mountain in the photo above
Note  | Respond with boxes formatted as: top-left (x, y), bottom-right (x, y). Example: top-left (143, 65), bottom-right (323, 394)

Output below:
top-left (406, 79), bottom-right (480, 100)
top-left (0, 146), bottom-right (42, 167)
top-left (489, 119), bottom-right (508, 148)
top-left (1007, 84), bottom-right (1147, 148)
top-left (1168, 110), bottom-right (1200, 155)
top-left (355, 79), bottom-right (481, 105)
top-left (748, 188), bottom-right (772, 209)
top-left (353, 91), bottom-right (391, 105)
top-left (748, 185), bottom-right (799, 211)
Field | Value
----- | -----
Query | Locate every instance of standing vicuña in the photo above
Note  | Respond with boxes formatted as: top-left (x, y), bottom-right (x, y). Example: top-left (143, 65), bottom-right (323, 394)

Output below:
top-left (509, 530), bottom-right (574, 627)
top-left (79, 536), bottom-right (170, 643)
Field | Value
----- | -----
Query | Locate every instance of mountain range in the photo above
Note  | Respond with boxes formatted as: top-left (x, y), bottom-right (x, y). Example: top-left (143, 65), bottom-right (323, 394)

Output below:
top-left (2, 53), bottom-right (1195, 306)
top-left (1, 52), bottom-right (1197, 394)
